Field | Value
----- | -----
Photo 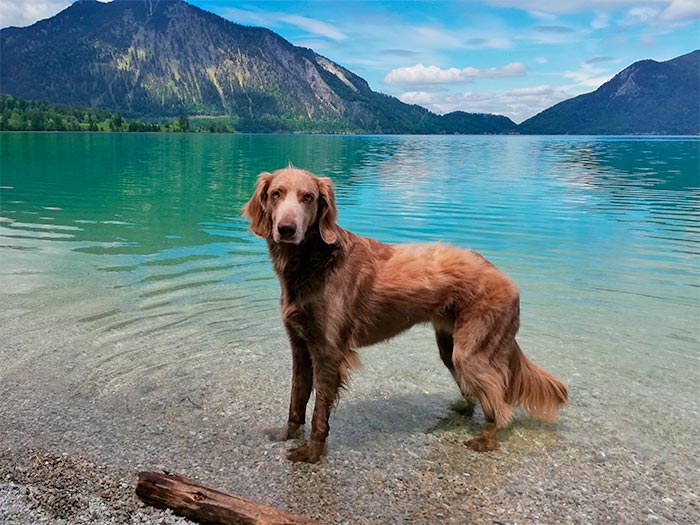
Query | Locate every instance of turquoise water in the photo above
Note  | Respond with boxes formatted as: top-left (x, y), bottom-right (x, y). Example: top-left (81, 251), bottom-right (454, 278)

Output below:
top-left (1, 133), bottom-right (698, 464)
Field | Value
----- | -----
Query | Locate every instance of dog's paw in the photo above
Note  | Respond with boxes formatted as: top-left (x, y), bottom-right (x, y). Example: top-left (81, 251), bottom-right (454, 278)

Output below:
top-left (286, 441), bottom-right (324, 463)
top-left (464, 436), bottom-right (499, 452)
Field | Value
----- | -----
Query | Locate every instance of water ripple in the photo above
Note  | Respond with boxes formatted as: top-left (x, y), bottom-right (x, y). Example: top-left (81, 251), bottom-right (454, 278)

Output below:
top-left (1, 134), bottom-right (698, 418)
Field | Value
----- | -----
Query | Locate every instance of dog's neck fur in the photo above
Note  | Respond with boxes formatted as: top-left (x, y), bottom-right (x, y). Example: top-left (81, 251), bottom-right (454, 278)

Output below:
top-left (267, 226), bottom-right (347, 296)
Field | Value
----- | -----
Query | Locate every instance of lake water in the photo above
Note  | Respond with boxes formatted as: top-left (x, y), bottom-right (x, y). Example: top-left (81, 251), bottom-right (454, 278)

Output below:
top-left (1, 133), bottom-right (698, 523)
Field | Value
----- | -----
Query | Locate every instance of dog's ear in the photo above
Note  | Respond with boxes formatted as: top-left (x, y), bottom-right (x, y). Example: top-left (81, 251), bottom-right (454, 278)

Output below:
top-left (317, 177), bottom-right (338, 244)
top-left (243, 172), bottom-right (273, 239)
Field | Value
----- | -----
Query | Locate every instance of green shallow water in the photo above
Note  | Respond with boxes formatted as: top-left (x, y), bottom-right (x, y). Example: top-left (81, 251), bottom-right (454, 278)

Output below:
top-left (0, 133), bottom-right (698, 491)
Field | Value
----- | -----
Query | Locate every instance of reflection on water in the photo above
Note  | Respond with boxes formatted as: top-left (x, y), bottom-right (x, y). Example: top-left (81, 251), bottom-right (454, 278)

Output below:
top-left (0, 133), bottom-right (698, 458)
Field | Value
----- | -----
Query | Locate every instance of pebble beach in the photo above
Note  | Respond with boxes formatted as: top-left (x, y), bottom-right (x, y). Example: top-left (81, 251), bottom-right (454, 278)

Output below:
top-left (1, 314), bottom-right (698, 525)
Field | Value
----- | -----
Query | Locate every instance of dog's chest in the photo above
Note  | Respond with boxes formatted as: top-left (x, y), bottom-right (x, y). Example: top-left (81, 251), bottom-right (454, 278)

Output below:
top-left (280, 289), bottom-right (323, 343)
top-left (271, 243), bottom-right (343, 343)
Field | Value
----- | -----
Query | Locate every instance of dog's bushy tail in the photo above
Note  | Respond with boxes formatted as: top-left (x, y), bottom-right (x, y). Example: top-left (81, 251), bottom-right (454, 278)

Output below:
top-left (507, 342), bottom-right (568, 421)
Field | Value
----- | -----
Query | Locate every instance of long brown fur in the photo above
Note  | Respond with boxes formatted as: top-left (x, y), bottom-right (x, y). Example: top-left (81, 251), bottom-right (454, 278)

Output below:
top-left (243, 167), bottom-right (568, 463)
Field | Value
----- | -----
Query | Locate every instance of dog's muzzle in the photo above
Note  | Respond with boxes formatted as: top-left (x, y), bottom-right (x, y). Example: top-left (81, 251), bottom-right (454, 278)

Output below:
top-left (277, 221), bottom-right (297, 241)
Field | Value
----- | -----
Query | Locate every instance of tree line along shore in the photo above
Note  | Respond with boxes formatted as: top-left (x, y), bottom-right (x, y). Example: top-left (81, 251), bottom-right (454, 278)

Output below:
top-left (0, 94), bottom-right (232, 133)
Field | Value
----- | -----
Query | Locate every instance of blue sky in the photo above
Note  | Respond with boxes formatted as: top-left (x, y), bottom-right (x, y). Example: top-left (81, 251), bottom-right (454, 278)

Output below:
top-left (1, 0), bottom-right (698, 122)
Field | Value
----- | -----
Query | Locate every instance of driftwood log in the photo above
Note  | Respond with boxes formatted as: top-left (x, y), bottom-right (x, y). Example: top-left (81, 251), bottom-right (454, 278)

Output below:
top-left (136, 471), bottom-right (320, 525)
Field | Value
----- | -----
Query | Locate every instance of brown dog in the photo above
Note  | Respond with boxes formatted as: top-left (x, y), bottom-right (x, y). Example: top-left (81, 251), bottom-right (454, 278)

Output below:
top-left (243, 167), bottom-right (568, 463)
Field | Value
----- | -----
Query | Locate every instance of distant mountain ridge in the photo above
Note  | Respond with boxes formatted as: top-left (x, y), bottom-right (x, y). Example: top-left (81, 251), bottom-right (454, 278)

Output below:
top-left (0, 0), bottom-right (697, 135)
top-left (0, 0), bottom-right (516, 134)
top-left (520, 51), bottom-right (700, 135)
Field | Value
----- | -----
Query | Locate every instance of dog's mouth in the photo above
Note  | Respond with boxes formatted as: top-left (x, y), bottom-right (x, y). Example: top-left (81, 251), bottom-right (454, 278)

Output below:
top-left (273, 228), bottom-right (303, 245)
top-left (273, 235), bottom-right (301, 244)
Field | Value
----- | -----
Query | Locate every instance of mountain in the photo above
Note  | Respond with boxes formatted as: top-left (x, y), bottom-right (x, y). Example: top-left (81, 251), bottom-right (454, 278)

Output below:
top-left (0, 0), bottom-right (514, 134)
top-left (520, 51), bottom-right (700, 135)
top-left (1, 1), bottom-right (695, 135)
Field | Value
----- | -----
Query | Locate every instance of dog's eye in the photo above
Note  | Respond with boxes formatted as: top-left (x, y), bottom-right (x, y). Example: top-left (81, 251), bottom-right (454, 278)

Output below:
top-left (271, 190), bottom-right (281, 199)
top-left (303, 193), bottom-right (314, 203)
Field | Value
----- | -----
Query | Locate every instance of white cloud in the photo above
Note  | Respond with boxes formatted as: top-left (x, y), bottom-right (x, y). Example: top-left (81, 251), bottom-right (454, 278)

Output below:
top-left (376, 24), bottom-right (512, 52)
top-left (486, 0), bottom-right (669, 15)
top-left (562, 62), bottom-right (614, 90)
top-left (623, 0), bottom-right (700, 40)
top-left (527, 10), bottom-right (559, 21)
top-left (623, 7), bottom-right (661, 25)
top-left (219, 7), bottom-right (268, 27)
top-left (0, 0), bottom-right (70, 28)
top-left (397, 84), bottom-right (572, 122)
top-left (659, 0), bottom-right (700, 22)
top-left (591, 12), bottom-right (611, 29)
top-left (278, 14), bottom-right (347, 41)
top-left (488, 0), bottom-right (699, 26)
top-left (413, 26), bottom-right (463, 48)
top-left (398, 91), bottom-right (440, 106)
top-left (220, 7), bottom-right (346, 41)
top-left (384, 62), bottom-right (527, 85)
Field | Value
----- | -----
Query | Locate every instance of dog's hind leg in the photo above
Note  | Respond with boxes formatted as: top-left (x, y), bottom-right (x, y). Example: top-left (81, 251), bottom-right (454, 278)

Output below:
top-left (435, 327), bottom-right (456, 377)
top-left (452, 334), bottom-right (512, 451)
top-left (435, 326), bottom-right (476, 417)
top-left (451, 291), bottom-right (520, 451)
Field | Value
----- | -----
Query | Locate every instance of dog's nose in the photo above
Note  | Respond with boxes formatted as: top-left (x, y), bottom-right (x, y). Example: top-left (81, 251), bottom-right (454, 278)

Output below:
top-left (277, 222), bottom-right (297, 239)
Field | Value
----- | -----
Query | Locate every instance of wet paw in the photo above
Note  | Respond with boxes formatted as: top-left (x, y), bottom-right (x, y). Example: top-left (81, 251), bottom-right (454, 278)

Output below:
top-left (465, 436), bottom-right (499, 452)
top-left (286, 441), bottom-right (324, 463)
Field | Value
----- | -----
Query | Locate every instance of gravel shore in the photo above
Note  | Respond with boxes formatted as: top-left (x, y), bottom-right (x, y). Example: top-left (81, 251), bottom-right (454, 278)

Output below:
top-left (2, 412), bottom-right (698, 525)
top-left (1, 310), bottom-right (698, 524)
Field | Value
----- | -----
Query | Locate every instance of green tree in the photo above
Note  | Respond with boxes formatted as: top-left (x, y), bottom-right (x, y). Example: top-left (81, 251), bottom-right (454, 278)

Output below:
top-left (0, 108), bottom-right (11, 130)
top-left (109, 113), bottom-right (124, 131)
top-left (176, 115), bottom-right (189, 132)
top-left (8, 110), bottom-right (26, 130)
top-left (29, 108), bottom-right (44, 130)
top-left (53, 113), bottom-right (66, 131)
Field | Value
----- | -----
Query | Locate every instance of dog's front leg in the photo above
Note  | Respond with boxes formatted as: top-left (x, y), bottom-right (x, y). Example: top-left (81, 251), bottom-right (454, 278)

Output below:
top-left (287, 356), bottom-right (341, 463)
top-left (266, 334), bottom-right (313, 442)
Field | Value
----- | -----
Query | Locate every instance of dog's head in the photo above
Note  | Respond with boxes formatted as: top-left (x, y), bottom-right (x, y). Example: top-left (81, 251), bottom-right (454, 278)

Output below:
top-left (243, 168), bottom-right (338, 245)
